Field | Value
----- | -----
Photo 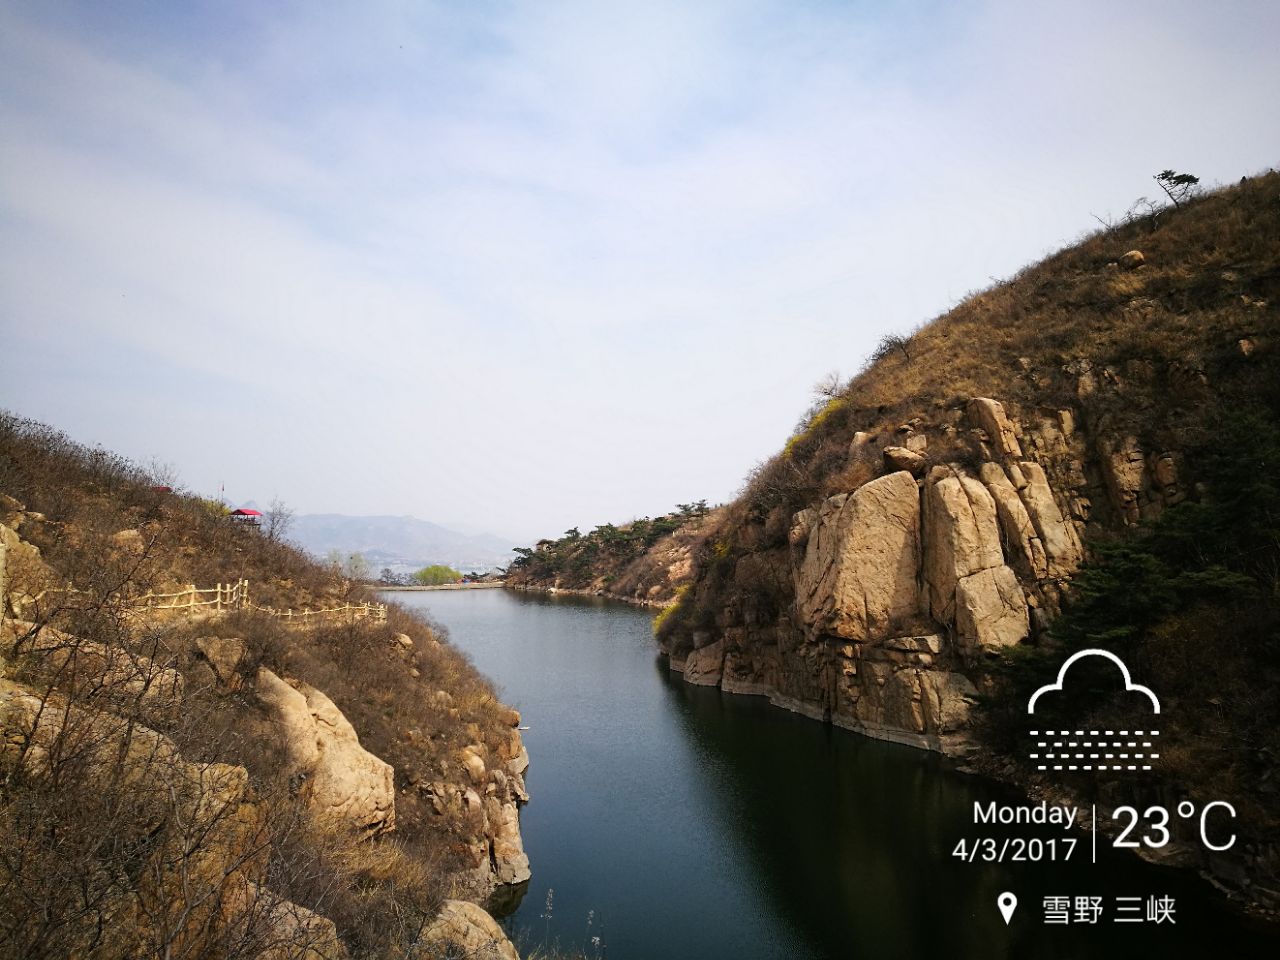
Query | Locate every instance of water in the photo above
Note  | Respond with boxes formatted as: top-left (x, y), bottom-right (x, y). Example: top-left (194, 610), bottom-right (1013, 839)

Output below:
top-left (386, 589), bottom-right (1278, 959)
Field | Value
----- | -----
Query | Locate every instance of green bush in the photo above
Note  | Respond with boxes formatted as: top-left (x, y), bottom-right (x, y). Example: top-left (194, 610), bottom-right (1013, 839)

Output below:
top-left (413, 564), bottom-right (463, 585)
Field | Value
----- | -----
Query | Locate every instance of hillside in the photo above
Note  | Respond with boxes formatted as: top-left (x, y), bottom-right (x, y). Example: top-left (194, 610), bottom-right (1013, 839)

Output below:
top-left (288, 514), bottom-right (517, 574)
top-left (652, 172), bottom-right (1280, 910)
top-left (505, 503), bottom-right (717, 606)
top-left (0, 415), bottom-right (530, 959)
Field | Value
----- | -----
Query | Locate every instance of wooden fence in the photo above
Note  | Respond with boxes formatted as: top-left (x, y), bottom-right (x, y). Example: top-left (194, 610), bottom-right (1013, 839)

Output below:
top-left (130, 579), bottom-right (387, 624)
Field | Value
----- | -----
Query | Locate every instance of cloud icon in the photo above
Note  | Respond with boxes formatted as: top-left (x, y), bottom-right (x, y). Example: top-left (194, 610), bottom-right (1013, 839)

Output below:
top-left (1027, 648), bottom-right (1160, 715)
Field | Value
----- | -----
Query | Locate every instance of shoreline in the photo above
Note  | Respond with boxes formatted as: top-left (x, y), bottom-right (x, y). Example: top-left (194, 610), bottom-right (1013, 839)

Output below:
top-left (378, 582), bottom-right (507, 592)
top-left (504, 581), bottom-right (674, 609)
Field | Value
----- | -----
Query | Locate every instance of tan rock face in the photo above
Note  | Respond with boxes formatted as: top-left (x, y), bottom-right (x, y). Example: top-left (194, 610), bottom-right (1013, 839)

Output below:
top-left (1098, 435), bottom-right (1149, 524)
top-left (424, 900), bottom-right (520, 960)
top-left (978, 463), bottom-right (1047, 578)
top-left (955, 565), bottom-right (1028, 651)
top-left (0, 685), bottom-right (294, 958)
top-left (923, 470), bottom-right (1005, 623)
top-left (795, 471), bottom-right (922, 642)
top-left (255, 668), bottom-right (395, 837)
top-left (1, 523), bottom-right (58, 620)
top-left (2, 620), bottom-right (184, 709)
top-left (1017, 461), bottom-right (1083, 576)
top-left (250, 883), bottom-right (348, 960)
top-left (484, 796), bottom-right (532, 884)
top-left (967, 398), bottom-right (1023, 458)
top-left (919, 671), bottom-right (979, 732)
top-left (683, 639), bottom-right (726, 685)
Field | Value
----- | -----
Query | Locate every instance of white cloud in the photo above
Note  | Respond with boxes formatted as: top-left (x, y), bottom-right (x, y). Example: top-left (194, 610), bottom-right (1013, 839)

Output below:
top-left (2, 0), bottom-right (1278, 542)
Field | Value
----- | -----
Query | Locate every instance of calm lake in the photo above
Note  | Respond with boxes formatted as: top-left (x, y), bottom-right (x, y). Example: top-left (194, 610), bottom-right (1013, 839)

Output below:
top-left (386, 589), bottom-right (1277, 959)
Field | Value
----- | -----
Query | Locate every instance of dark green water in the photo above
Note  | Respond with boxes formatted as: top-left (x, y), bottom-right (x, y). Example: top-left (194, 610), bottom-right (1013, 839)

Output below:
top-left (387, 589), bottom-right (1277, 959)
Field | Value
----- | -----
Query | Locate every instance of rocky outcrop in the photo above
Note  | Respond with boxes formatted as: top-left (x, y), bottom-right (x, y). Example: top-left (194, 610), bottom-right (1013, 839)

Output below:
top-left (682, 638), bottom-right (726, 685)
top-left (423, 900), bottom-right (520, 960)
top-left (0, 681), bottom-right (344, 960)
top-left (0, 521), bottom-right (58, 620)
top-left (658, 393), bottom-right (1202, 754)
top-left (794, 471), bottom-right (922, 642)
top-left (418, 715), bottom-right (532, 891)
top-left (485, 794), bottom-right (531, 884)
top-left (922, 468), bottom-right (1008, 625)
top-left (1, 619), bottom-right (185, 709)
top-left (255, 668), bottom-right (395, 837)
top-left (247, 884), bottom-right (347, 960)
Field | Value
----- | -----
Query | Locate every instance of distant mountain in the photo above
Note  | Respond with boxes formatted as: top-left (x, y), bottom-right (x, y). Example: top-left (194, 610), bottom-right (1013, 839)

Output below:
top-left (288, 514), bottom-right (517, 573)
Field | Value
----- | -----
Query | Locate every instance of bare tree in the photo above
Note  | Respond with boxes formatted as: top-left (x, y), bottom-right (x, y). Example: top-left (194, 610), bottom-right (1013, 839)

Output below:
top-left (871, 332), bottom-right (912, 364)
top-left (345, 552), bottom-right (371, 582)
top-left (812, 370), bottom-right (844, 400)
top-left (264, 496), bottom-right (295, 544)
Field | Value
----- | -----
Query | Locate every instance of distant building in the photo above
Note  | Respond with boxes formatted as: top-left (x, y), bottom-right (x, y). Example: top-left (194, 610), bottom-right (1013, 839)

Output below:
top-left (229, 508), bottom-right (262, 527)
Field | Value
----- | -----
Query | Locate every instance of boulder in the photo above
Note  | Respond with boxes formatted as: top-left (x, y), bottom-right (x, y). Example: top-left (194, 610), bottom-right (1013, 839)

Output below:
top-left (392, 633), bottom-right (413, 650)
top-left (110, 529), bottom-right (146, 555)
top-left (966, 398), bottom-right (1023, 458)
top-left (923, 470), bottom-right (1005, 623)
top-left (1119, 250), bottom-right (1145, 270)
top-left (955, 565), bottom-right (1029, 651)
top-left (460, 746), bottom-right (487, 784)
top-left (794, 471), bottom-right (922, 642)
top-left (255, 669), bottom-right (395, 837)
top-left (423, 901), bottom-right (520, 960)
top-left (302, 685), bottom-right (396, 836)
top-left (883, 446), bottom-right (927, 475)
top-left (2, 686), bottom-right (269, 954)
top-left (249, 884), bottom-right (348, 960)
top-left (255, 669), bottom-right (321, 772)
top-left (508, 741), bottom-right (530, 777)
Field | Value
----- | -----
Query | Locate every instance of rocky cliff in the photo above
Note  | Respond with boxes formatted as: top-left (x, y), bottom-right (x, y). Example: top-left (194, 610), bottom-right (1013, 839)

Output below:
top-left (655, 172), bottom-right (1280, 907)
top-left (664, 395), bottom-right (1116, 750)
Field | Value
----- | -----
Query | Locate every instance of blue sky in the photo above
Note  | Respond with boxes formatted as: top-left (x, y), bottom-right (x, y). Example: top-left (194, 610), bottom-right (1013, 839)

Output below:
top-left (3, 1), bottom-right (1279, 544)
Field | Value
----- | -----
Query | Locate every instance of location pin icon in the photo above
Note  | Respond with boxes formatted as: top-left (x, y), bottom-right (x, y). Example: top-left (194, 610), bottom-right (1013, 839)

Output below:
top-left (997, 892), bottom-right (1018, 926)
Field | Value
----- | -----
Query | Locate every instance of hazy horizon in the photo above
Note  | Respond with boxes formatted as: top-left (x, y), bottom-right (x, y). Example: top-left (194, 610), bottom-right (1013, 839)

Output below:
top-left (3, 1), bottom-right (1279, 544)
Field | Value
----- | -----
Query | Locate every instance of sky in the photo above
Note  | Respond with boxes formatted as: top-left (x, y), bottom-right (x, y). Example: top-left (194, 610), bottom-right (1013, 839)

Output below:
top-left (2, 1), bottom-right (1278, 545)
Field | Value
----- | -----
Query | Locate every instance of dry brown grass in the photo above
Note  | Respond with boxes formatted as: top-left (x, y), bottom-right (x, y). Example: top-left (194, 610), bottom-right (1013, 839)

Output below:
top-left (745, 171), bottom-right (1280, 516)
top-left (0, 415), bottom-right (522, 959)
